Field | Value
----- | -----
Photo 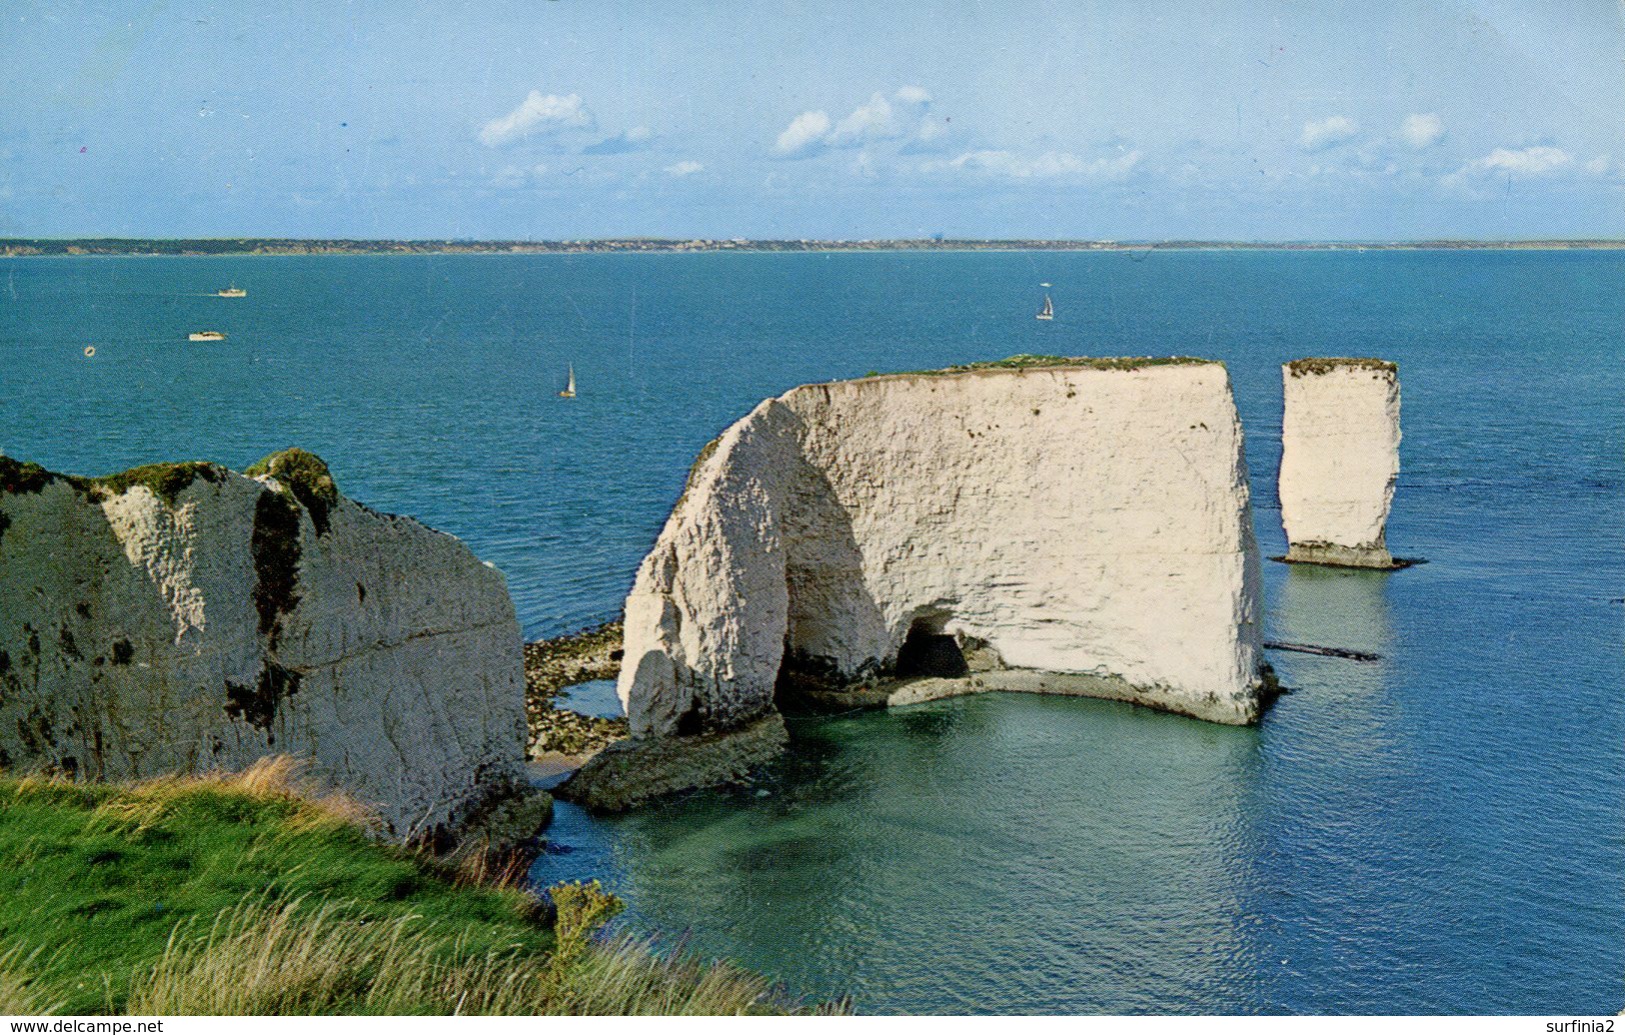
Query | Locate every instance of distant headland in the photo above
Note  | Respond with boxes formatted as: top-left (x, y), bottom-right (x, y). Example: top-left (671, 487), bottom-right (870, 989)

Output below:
top-left (2, 237), bottom-right (1622, 257)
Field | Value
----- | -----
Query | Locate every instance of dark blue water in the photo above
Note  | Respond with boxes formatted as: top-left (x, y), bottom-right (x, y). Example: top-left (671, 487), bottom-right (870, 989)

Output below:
top-left (3, 251), bottom-right (1621, 1013)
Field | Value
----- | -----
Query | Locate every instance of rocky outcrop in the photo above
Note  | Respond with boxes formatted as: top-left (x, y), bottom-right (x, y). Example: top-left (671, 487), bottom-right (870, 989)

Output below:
top-left (1279, 358), bottom-right (1404, 569)
top-left (0, 449), bottom-right (527, 840)
top-left (565, 357), bottom-right (1274, 808)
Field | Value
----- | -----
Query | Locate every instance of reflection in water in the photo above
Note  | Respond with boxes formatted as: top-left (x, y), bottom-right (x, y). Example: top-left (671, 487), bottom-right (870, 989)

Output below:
top-left (1272, 565), bottom-right (1396, 669)
top-left (535, 693), bottom-right (1266, 1013)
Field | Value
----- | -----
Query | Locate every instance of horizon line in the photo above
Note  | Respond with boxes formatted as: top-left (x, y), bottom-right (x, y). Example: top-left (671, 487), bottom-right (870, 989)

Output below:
top-left (4, 235), bottom-right (1625, 244)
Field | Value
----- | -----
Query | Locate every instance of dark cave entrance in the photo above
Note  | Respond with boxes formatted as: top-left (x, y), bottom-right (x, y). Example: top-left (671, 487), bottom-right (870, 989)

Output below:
top-left (893, 617), bottom-right (970, 679)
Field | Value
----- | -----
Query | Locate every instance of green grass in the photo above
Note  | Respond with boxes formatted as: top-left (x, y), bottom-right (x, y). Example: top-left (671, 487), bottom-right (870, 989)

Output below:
top-left (0, 759), bottom-right (838, 1015)
top-left (861, 353), bottom-right (1215, 378)
top-left (0, 457), bottom-right (227, 506)
top-left (1285, 357), bottom-right (1398, 376)
top-left (245, 449), bottom-right (340, 534)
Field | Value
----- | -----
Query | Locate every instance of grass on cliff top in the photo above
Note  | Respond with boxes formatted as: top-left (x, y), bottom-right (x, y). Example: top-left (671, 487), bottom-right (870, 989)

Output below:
top-left (0, 758), bottom-right (836, 1015)
top-left (0, 448), bottom-right (343, 516)
top-left (861, 354), bottom-right (1215, 378)
top-left (1286, 357), bottom-right (1398, 376)
top-left (244, 448), bottom-right (340, 534)
top-left (0, 457), bottom-right (225, 505)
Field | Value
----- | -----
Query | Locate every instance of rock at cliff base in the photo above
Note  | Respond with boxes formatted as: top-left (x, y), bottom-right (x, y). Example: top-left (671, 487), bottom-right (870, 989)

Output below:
top-left (559, 714), bottom-right (788, 813)
top-left (1279, 358), bottom-right (1406, 569)
top-left (0, 449), bottom-right (527, 841)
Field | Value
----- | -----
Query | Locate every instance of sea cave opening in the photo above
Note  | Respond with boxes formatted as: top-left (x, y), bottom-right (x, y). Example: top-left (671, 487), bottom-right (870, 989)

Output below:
top-left (893, 616), bottom-right (970, 679)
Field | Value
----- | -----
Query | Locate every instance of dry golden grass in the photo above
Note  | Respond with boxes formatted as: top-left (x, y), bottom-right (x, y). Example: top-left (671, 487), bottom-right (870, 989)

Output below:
top-left (0, 946), bottom-right (67, 1015)
top-left (117, 890), bottom-right (831, 1016)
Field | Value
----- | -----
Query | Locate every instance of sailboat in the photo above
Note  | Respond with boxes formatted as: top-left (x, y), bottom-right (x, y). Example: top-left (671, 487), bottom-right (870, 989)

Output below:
top-left (559, 364), bottom-right (577, 398)
top-left (1035, 293), bottom-right (1055, 321)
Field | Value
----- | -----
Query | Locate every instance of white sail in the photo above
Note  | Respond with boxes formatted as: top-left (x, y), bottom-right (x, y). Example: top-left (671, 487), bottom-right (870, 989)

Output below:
top-left (560, 364), bottom-right (577, 397)
top-left (1036, 294), bottom-right (1054, 320)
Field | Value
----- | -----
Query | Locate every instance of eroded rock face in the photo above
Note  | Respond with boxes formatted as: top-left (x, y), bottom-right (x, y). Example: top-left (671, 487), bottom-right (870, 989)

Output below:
top-left (0, 450), bottom-right (526, 840)
top-left (617, 359), bottom-right (1273, 739)
top-left (1279, 358), bottom-right (1402, 569)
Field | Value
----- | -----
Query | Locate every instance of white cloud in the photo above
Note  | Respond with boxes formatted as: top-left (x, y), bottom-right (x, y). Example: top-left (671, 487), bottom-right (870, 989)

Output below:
top-left (945, 149), bottom-right (1142, 180)
top-left (479, 91), bottom-right (593, 146)
top-left (1299, 116), bottom-right (1358, 151)
top-left (1441, 145), bottom-right (1577, 189)
top-left (1400, 113), bottom-right (1444, 148)
top-left (775, 87), bottom-right (938, 156)
top-left (1467, 145), bottom-right (1572, 175)
top-left (1584, 155), bottom-right (1611, 175)
top-left (775, 110), bottom-right (832, 155)
top-left (831, 93), bottom-right (897, 145)
top-left (664, 160), bottom-right (704, 177)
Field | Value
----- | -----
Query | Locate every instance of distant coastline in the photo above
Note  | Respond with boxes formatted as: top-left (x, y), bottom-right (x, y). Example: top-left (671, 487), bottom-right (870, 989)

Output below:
top-left (2, 237), bottom-right (1623, 257)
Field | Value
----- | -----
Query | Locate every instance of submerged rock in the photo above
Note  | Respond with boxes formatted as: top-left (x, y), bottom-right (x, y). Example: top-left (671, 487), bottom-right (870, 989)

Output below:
top-left (0, 449), bottom-right (527, 841)
top-left (1279, 358), bottom-right (1404, 569)
top-left (567, 357), bottom-right (1274, 809)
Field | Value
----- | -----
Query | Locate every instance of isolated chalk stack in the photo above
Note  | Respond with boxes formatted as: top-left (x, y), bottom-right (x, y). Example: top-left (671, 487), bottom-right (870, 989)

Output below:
top-left (1278, 358), bottom-right (1404, 569)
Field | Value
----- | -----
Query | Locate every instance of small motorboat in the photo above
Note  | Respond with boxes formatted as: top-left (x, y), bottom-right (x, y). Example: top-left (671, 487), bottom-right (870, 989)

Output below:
top-left (188, 330), bottom-right (227, 342)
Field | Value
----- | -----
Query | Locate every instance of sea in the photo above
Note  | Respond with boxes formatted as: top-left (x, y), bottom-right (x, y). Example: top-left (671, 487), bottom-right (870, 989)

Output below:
top-left (1, 249), bottom-right (1620, 1014)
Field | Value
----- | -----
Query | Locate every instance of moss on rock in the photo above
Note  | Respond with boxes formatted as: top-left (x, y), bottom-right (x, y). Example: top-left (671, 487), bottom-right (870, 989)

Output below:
top-left (89, 461), bottom-right (225, 505)
top-left (522, 622), bottom-right (627, 757)
top-left (1286, 357), bottom-right (1398, 377)
top-left (531, 710), bottom-right (629, 756)
top-left (863, 354), bottom-right (1217, 379)
top-left (559, 713), bottom-right (789, 813)
top-left (3, 456), bottom-right (227, 507)
top-left (0, 457), bottom-right (56, 496)
top-left (246, 448), bottom-right (340, 535)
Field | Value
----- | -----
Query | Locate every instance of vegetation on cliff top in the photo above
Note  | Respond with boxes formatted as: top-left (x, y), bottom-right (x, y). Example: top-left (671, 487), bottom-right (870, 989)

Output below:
top-left (0, 457), bottom-right (226, 505)
top-left (245, 449), bottom-right (340, 535)
top-left (0, 758), bottom-right (841, 1015)
top-left (862, 354), bottom-right (1216, 378)
top-left (89, 462), bottom-right (227, 505)
top-left (1286, 357), bottom-right (1398, 377)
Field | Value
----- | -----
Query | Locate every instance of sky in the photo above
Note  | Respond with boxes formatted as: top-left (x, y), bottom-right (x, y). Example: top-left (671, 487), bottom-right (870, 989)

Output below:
top-left (2, 0), bottom-right (1623, 240)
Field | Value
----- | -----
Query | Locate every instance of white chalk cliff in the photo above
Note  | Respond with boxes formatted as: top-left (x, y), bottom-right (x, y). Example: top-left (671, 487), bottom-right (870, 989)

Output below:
top-left (1279, 358), bottom-right (1402, 568)
top-left (0, 450), bottom-right (526, 839)
top-left (616, 358), bottom-right (1273, 738)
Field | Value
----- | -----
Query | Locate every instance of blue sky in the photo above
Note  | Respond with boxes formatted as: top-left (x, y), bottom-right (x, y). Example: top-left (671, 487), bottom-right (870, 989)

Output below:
top-left (3, 0), bottom-right (1622, 240)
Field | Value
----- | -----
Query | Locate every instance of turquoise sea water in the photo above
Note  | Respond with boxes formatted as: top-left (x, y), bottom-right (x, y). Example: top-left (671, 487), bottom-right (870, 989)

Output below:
top-left (2, 251), bottom-right (1620, 1013)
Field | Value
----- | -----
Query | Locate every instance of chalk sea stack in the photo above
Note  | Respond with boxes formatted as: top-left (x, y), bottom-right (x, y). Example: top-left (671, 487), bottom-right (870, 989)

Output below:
top-left (1279, 358), bottom-right (1404, 569)
top-left (0, 449), bottom-right (527, 840)
top-left (564, 357), bottom-right (1275, 811)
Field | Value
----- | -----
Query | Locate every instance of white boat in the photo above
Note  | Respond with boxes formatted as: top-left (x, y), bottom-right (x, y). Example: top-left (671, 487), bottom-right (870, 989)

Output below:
top-left (559, 364), bottom-right (577, 398)
top-left (188, 330), bottom-right (227, 342)
top-left (217, 285), bottom-right (247, 298)
top-left (1035, 294), bottom-right (1054, 321)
